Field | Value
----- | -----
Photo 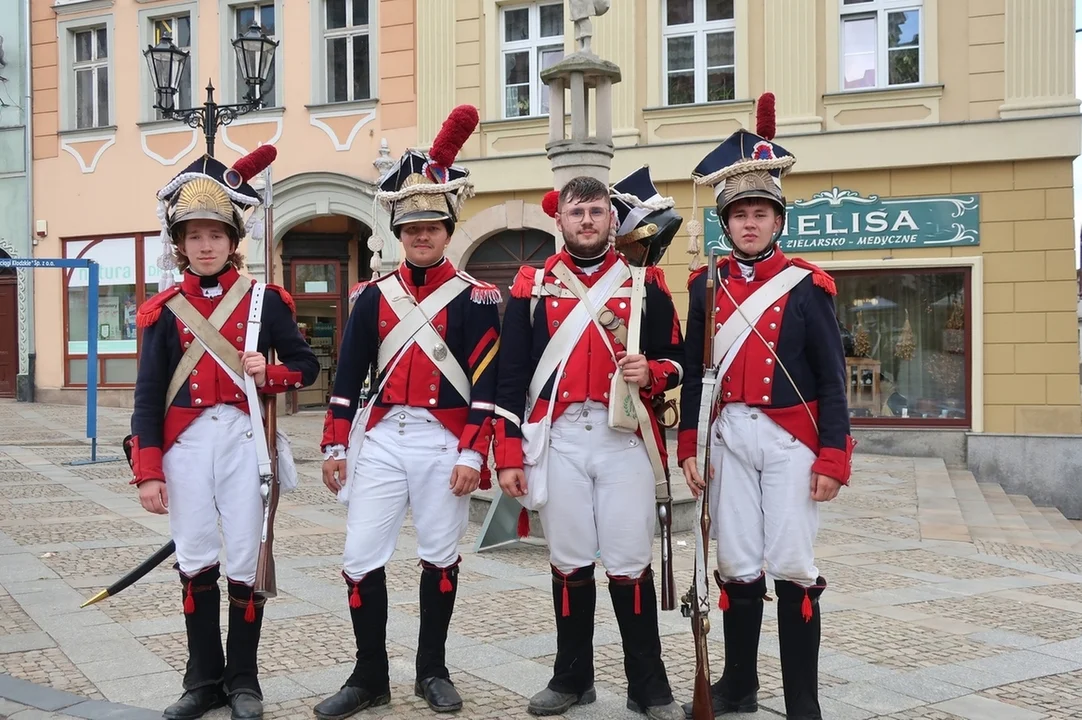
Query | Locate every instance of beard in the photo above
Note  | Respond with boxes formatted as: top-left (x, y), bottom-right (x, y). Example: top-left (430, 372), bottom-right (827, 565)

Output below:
top-left (561, 227), bottom-right (610, 259)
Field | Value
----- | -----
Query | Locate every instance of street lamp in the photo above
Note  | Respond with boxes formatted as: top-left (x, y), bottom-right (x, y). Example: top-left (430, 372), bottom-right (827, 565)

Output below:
top-left (144, 25), bottom-right (279, 157)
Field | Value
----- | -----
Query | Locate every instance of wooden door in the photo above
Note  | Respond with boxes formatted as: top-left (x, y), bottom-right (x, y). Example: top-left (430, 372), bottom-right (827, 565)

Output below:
top-left (0, 277), bottom-right (17, 398)
top-left (465, 229), bottom-right (555, 323)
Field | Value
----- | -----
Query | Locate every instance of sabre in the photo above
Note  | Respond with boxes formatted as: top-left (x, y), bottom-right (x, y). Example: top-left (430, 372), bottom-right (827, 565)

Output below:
top-left (81, 541), bottom-right (176, 608)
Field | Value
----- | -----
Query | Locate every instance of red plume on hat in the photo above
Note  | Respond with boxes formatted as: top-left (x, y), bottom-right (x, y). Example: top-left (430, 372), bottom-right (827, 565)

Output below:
top-left (542, 190), bottom-right (560, 218)
top-left (224, 145), bottom-right (277, 189)
top-left (426, 105), bottom-right (479, 183)
top-left (756, 92), bottom-right (776, 141)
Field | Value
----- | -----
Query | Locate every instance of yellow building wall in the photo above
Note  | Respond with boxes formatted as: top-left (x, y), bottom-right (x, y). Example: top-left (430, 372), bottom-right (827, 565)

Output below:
top-left (463, 157), bottom-right (1082, 437)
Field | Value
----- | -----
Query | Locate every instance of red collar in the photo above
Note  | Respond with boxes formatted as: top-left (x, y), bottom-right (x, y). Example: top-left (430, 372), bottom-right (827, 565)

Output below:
top-left (396, 257), bottom-right (458, 297)
top-left (725, 248), bottom-right (789, 283)
top-left (548, 247), bottom-right (621, 285)
top-left (180, 265), bottom-right (243, 295)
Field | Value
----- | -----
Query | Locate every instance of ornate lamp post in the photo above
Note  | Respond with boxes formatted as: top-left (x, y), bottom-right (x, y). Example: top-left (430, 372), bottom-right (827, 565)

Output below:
top-left (144, 25), bottom-right (279, 157)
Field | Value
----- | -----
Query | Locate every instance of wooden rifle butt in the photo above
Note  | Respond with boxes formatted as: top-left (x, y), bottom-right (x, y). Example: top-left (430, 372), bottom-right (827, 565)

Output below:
top-left (254, 393), bottom-right (280, 599)
top-left (691, 618), bottom-right (715, 720)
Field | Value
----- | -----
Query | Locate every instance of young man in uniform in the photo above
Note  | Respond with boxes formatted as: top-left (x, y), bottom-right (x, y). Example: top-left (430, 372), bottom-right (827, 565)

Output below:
top-left (130, 148), bottom-right (320, 720)
top-left (493, 174), bottom-right (685, 720)
top-left (316, 105), bottom-right (501, 718)
top-left (677, 93), bottom-right (854, 720)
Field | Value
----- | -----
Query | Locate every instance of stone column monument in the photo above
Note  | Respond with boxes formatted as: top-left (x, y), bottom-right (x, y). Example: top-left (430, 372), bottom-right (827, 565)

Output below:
top-left (541, 0), bottom-right (621, 189)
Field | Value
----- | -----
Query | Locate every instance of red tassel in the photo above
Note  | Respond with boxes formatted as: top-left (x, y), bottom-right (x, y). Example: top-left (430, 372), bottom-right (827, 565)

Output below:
top-left (428, 105), bottom-right (479, 172)
top-left (517, 508), bottom-right (530, 539)
top-left (439, 570), bottom-right (453, 594)
top-left (230, 145), bottom-right (278, 184)
top-left (634, 584), bottom-right (641, 615)
top-left (756, 92), bottom-right (777, 141)
top-left (183, 582), bottom-right (195, 614)
top-left (561, 581), bottom-right (570, 617)
top-left (244, 596), bottom-right (256, 623)
top-left (718, 587), bottom-right (730, 611)
top-left (801, 590), bottom-right (813, 622)
top-left (349, 583), bottom-right (361, 608)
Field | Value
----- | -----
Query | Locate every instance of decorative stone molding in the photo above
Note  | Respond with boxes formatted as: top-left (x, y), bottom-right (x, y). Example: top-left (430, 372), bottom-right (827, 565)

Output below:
top-left (53, 0), bottom-right (114, 15)
top-left (140, 125), bottom-right (199, 166)
top-left (59, 130), bottom-right (117, 173)
top-left (219, 110), bottom-right (285, 155)
top-left (308, 105), bottom-right (377, 152)
top-left (822, 84), bottom-right (944, 131)
top-left (448, 200), bottom-right (554, 266)
top-left (641, 100), bottom-right (754, 145)
top-left (0, 238), bottom-right (30, 377)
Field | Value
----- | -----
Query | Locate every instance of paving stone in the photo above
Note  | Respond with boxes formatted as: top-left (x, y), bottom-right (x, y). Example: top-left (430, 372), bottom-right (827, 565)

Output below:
top-left (870, 670), bottom-right (974, 704)
top-left (62, 700), bottom-right (166, 720)
top-left (933, 694), bottom-right (1046, 720)
top-left (1, 648), bottom-right (102, 700)
top-left (91, 671), bottom-right (181, 708)
top-left (822, 682), bottom-right (926, 713)
top-left (0, 486), bottom-right (72, 500)
top-left (0, 673), bottom-right (86, 711)
top-left (38, 546), bottom-right (175, 582)
top-left (2, 521), bottom-right (163, 548)
top-left (903, 594), bottom-right (1082, 642)
top-left (0, 632), bottom-right (54, 654)
top-left (856, 549), bottom-right (1027, 580)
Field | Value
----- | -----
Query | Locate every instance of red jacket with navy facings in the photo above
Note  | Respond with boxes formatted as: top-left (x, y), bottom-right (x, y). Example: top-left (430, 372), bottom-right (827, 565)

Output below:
top-left (492, 248), bottom-right (684, 470)
top-left (129, 267), bottom-right (320, 485)
top-left (677, 250), bottom-right (855, 483)
top-left (320, 258), bottom-right (502, 462)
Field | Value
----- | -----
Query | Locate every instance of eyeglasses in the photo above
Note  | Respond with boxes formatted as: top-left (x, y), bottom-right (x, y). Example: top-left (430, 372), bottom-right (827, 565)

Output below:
top-left (562, 207), bottom-right (610, 222)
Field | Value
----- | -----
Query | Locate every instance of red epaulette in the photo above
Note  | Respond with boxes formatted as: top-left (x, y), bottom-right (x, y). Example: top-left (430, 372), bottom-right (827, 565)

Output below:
top-left (687, 265), bottom-right (708, 290)
top-left (265, 284), bottom-right (296, 317)
top-left (136, 287), bottom-right (181, 328)
top-left (645, 266), bottom-right (671, 297)
top-left (456, 270), bottom-right (503, 305)
top-left (790, 258), bottom-right (837, 296)
top-left (510, 265), bottom-right (539, 299)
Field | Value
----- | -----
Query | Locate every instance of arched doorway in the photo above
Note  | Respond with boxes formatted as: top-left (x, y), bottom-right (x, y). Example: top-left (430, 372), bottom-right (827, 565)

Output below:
top-left (465, 229), bottom-right (555, 320)
top-left (0, 250), bottom-right (17, 398)
top-left (280, 214), bottom-right (374, 410)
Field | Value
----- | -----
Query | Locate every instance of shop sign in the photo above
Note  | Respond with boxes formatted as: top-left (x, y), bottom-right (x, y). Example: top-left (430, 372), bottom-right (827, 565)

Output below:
top-left (703, 188), bottom-right (980, 253)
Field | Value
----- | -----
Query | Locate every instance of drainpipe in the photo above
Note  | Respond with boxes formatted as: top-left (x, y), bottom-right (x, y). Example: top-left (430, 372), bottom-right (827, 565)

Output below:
top-left (20, 0), bottom-right (35, 402)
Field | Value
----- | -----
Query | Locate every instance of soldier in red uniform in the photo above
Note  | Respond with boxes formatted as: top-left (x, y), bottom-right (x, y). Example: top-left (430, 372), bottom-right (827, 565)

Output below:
top-left (315, 106), bottom-right (500, 718)
top-left (493, 174), bottom-right (685, 720)
top-left (677, 93), bottom-right (854, 720)
top-left (129, 147), bottom-right (320, 720)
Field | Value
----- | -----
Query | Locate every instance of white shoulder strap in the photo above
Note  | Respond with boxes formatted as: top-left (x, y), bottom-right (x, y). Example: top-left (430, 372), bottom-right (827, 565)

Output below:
top-left (243, 283), bottom-right (273, 479)
top-left (528, 267), bottom-right (544, 324)
top-left (712, 265), bottom-right (810, 365)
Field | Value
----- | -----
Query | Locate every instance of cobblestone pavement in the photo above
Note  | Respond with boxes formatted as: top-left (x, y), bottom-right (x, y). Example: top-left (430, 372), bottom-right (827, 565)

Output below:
top-left (3, 400), bottom-right (1082, 720)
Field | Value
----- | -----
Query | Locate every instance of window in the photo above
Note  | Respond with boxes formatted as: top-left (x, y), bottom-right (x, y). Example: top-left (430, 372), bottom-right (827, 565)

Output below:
top-left (840, 0), bottom-right (921, 90)
top-left (151, 14), bottom-right (193, 117)
top-left (501, 2), bottom-right (564, 118)
top-left (62, 234), bottom-right (182, 387)
top-left (234, 2), bottom-right (277, 105)
top-left (662, 0), bottom-right (734, 106)
top-left (72, 26), bottom-right (109, 129)
top-left (832, 268), bottom-right (969, 425)
top-left (323, 0), bottom-right (373, 103)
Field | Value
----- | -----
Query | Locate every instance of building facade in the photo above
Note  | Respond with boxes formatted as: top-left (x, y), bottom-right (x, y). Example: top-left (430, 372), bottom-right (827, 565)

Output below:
top-left (432, 0), bottom-right (1082, 437)
top-left (0, 1), bottom-right (34, 401)
top-left (27, 0), bottom-right (1082, 439)
top-left (29, 0), bottom-right (417, 409)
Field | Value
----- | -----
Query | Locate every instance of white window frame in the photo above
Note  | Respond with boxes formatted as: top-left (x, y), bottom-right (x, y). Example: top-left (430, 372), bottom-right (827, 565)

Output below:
top-left (499, 1), bottom-right (565, 119)
top-left (138, 2), bottom-right (200, 124)
top-left (316, 0), bottom-right (377, 105)
top-left (661, 0), bottom-right (736, 106)
top-left (218, 0), bottom-right (284, 109)
top-left (57, 14), bottom-right (115, 133)
top-left (839, 0), bottom-right (923, 91)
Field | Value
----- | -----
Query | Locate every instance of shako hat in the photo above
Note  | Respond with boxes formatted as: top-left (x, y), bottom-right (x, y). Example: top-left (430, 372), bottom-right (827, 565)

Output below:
top-left (152, 145), bottom-right (277, 290)
top-left (609, 165), bottom-right (682, 267)
top-left (377, 105), bottom-right (479, 237)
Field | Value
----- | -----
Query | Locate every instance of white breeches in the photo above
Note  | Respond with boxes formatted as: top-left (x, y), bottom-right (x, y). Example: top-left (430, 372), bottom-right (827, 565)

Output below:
top-left (709, 402), bottom-right (819, 587)
top-left (537, 401), bottom-right (655, 578)
top-left (163, 404), bottom-right (263, 584)
top-left (342, 407), bottom-right (470, 580)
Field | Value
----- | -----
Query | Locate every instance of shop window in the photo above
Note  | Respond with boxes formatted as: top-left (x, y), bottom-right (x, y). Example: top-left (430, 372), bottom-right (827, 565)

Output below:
top-left (500, 1), bottom-right (565, 118)
top-left (840, 0), bottom-right (922, 90)
top-left (833, 268), bottom-right (968, 425)
top-left (663, 0), bottom-right (735, 105)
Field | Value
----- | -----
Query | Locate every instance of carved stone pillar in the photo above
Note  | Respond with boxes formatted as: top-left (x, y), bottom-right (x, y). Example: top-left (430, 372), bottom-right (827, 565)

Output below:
top-left (1000, 0), bottom-right (1079, 118)
top-left (763, 0), bottom-right (822, 133)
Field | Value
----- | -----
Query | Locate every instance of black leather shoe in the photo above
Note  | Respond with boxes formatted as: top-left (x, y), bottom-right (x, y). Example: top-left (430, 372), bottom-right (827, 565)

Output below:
top-left (414, 677), bottom-right (463, 713)
top-left (229, 690), bottom-right (263, 720)
top-left (163, 685), bottom-right (227, 720)
top-left (313, 686), bottom-right (391, 720)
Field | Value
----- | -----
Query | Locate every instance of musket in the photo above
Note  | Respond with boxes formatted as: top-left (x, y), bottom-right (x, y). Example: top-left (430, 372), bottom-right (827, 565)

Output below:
top-left (681, 250), bottom-right (717, 720)
top-left (254, 163), bottom-right (280, 599)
